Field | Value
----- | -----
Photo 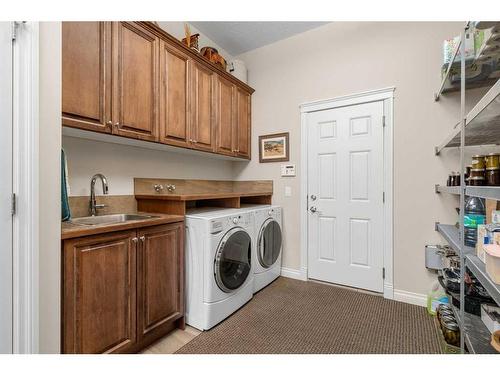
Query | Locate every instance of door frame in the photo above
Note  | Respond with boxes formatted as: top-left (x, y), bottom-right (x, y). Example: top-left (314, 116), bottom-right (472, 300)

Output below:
top-left (12, 21), bottom-right (40, 353)
top-left (299, 87), bottom-right (395, 299)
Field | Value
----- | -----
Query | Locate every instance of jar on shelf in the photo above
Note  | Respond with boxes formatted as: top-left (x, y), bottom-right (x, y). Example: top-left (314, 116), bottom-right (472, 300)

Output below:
top-left (485, 153), bottom-right (500, 170)
top-left (472, 155), bottom-right (486, 170)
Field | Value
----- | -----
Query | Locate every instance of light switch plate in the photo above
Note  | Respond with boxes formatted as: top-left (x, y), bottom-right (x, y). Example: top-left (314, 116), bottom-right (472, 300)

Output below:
top-left (281, 164), bottom-right (296, 177)
top-left (285, 186), bottom-right (292, 197)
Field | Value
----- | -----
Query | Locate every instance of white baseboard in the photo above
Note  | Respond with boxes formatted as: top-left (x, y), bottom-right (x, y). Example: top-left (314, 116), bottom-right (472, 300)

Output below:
top-left (393, 289), bottom-right (427, 307)
top-left (281, 267), bottom-right (307, 281)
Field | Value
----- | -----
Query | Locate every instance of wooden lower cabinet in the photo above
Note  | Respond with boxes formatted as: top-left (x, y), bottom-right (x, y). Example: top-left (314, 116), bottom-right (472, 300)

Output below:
top-left (62, 222), bottom-right (184, 354)
top-left (136, 223), bottom-right (184, 344)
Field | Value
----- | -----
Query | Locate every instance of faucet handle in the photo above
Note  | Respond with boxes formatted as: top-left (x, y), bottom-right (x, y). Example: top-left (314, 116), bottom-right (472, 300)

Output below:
top-left (154, 184), bottom-right (164, 193)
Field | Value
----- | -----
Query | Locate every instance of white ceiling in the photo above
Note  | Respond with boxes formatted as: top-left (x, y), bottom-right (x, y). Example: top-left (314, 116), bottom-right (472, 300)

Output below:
top-left (191, 22), bottom-right (329, 56)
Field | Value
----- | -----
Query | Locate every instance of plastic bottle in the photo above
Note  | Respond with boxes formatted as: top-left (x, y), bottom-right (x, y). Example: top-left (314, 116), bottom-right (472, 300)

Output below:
top-left (427, 281), bottom-right (449, 316)
top-left (464, 196), bottom-right (486, 247)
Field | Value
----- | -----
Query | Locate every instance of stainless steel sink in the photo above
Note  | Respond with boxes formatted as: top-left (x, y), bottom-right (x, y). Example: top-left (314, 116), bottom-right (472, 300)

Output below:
top-left (71, 214), bottom-right (158, 226)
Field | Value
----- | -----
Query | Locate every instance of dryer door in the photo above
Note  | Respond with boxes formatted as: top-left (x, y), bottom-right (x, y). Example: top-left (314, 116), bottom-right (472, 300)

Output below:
top-left (258, 219), bottom-right (282, 268)
top-left (215, 228), bottom-right (251, 293)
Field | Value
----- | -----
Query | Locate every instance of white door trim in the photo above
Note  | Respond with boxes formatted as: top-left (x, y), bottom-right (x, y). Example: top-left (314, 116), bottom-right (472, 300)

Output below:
top-left (12, 21), bottom-right (39, 354)
top-left (300, 87), bottom-right (395, 299)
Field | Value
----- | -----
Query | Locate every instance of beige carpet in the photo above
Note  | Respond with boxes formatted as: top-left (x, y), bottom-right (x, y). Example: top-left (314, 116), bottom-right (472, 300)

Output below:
top-left (176, 277), bottom-right (442, 354)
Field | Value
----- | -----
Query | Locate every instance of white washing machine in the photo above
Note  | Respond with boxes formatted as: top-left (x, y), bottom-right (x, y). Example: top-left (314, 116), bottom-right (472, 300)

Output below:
top-left (237, 204), bottom-right (283, 293)
top-left (184, 207), bottom-right (254, 330)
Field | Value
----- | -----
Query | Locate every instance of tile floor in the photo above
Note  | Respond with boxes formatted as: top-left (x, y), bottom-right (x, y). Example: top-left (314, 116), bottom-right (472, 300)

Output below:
top-left (140, 325), bottom-right (201, 354)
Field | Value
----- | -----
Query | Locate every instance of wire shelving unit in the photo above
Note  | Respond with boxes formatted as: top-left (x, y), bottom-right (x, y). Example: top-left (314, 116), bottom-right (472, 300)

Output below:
top-left (434, 21), bottom-right (500, 354)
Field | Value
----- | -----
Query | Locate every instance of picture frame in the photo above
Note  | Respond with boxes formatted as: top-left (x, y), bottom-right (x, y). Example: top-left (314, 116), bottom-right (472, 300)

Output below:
top-left (259, 132), bottom-right (290, 163)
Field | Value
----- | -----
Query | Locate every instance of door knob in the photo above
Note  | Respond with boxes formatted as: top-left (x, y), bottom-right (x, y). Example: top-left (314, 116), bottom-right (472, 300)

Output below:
top-left (310, 195), bottom-right (317, 201)
top-left (310, 206), bottom-right (317, 213)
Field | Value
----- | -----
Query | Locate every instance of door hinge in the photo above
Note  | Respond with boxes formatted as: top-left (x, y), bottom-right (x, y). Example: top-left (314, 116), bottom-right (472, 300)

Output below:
top-left (11, 193), bottom-right (16, 216)
top-left (11, 21), bottom-right (25, 42)
top-left (382, 115), bottom-right (386, 127)
top-left (382, 267), bottom-right (386, 279)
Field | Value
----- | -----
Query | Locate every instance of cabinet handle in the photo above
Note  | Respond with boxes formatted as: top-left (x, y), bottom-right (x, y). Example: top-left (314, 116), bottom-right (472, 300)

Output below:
top-left (139, 236), bottom-right (145, 242)
top-left (132, 237), bottom-right (138, 243)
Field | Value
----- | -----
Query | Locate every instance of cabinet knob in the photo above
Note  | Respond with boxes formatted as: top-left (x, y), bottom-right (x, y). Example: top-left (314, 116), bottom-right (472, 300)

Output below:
top-left (192, 140), bottom-right (198, 143)
top-left (106, 120), bottom-right (112, 126)
top-left (114, 122), bottom-right (120, 127)
top-left (132, 237), bottom-right (138, 243)
top-left (154, 184), bottom-right (164, 193)
top-left (139, 236), bottom-right (145, 242)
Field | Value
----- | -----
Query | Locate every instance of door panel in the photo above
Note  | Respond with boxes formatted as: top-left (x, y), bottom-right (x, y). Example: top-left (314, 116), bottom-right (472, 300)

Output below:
top-left (62, 22), bottom-right (112, 132)
top-left (190, 61), bottom-right (215, 152)
top-left (113, 22), bottom-right (159, 141)
top-left (216, 76), bottom-right (235, 156)
top-left (159, 41), bottom-right (190, 147)
top-left (63, 231), bottom-right (137, 354)
top-left (0, 22), bottom-right (12, 354)
top-left (137, 224), bottom-right (183, 341)
top-left (307, 101), bottom-right (384, 292)
top-left (235, 88), bottom-right (251, 158)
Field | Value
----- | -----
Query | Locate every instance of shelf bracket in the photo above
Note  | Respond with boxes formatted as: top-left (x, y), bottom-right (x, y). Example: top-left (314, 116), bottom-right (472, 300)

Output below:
top-left (435, 221), bottom-right (440, 231)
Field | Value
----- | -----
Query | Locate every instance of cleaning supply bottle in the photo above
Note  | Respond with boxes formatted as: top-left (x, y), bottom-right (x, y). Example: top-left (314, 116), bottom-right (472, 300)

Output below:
top-left (427, 281), bottom-right (449, 316)
top-left (464, 196), bottom-right (486, 247)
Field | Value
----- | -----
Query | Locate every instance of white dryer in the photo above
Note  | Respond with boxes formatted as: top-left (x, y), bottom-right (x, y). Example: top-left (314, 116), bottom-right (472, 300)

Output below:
top-left (249, 205), bottom-right (283, 293)
top-left (184, 207), bottom-right (254, 330)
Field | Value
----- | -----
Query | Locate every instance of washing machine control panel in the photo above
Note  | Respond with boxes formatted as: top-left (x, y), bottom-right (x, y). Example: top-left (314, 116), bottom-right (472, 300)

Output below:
top-left (210, 214), bottom-right (250, 233)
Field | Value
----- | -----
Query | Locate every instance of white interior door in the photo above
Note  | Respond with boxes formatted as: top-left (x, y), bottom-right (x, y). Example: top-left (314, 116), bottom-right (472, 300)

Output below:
top-left (0, 22), bottom-right (13, 353)
top-left (307, 100), bottom-right (384, 292)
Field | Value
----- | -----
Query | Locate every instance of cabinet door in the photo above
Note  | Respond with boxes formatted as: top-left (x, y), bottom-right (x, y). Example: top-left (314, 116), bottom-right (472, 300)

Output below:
top-left (235, 88), bottom-right (251, 159)
top-left (215, 75), bottom-right (236, 156)
top-left (62, 22), bottom-right (112, 133)
top-left (190, 61), bottom-right (216, 152)
top-left (159, 41), bottom-right (190, 147)
top-left (63, 231), bottom-right (137, 354)
top-left (113, 22), bottom-right (159, 141)
top-left (137, 223), bottom-right (184, 343)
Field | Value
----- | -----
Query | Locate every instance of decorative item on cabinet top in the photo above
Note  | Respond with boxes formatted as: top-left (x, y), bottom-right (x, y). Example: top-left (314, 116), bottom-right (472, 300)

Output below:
top-left (61, 21), bottom-right (253, 161)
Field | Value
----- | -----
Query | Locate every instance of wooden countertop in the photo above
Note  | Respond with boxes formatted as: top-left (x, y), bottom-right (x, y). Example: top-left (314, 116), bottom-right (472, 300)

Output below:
top-left (61, 212), bottom-right (184, 240)
top-left (135, 191), bottom-right (273, 201)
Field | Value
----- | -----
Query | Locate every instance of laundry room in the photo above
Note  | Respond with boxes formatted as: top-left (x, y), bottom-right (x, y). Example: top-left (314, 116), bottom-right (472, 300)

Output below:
top-left (2, 1), bottom-right (500, 372)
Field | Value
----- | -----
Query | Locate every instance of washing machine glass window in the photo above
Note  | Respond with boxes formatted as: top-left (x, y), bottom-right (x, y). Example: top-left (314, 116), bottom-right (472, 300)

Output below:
top-left (215, 228), bottom-right (252, 293)
top-left (258, 219), bottom-right (282, 268)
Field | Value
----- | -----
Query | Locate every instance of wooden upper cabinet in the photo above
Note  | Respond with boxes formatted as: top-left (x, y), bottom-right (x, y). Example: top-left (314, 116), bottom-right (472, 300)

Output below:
top-left (63, 231), bottom-right (137, 354)
top-left (62, 22), bottom-right (112, 133)
top-left (235, 88), bottom-right (251, 159)
top-left (215, 76), bottom-right (236, 156)
top-left (190, 61), bottom-right (216, 152)
top-left (112, 22), bottom-right (159, 141)
top-left (62, 21), bottom-right (253, 158)
top-left (159, 41), bottom-right (190, 147)
top-left (136, 223), bottom-right (184, 342)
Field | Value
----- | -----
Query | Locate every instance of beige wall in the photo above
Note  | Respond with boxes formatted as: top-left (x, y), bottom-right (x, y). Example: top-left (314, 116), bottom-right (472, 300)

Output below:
top-left (39, 22), bottom-right (61, 353)
top-left (63, 137), bottom-right (235, 196)
top-left (234, 22), bottom-right (488, 296)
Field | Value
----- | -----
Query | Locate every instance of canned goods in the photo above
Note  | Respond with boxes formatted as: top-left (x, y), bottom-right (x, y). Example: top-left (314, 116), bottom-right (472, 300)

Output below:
top-left (486, 153), bottom-right (500, 170)
top-left (486, 168), bottom-right (500, 186)
top-left (468, 176), bottom-right (485, 186)
top-left (472, 155), bottom-right (486, 170)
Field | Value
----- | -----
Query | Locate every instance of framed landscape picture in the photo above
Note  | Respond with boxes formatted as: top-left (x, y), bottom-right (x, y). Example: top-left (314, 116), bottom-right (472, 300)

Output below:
top-left (259, 132), bottom-right (289, 163)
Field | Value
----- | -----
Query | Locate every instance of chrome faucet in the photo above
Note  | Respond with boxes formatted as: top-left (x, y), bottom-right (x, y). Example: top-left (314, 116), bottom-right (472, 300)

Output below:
top-left (89, 173), bottom-right (109, 216)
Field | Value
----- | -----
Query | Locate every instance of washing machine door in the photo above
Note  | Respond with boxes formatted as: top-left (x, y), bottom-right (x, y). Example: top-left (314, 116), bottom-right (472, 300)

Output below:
top-left (258, 219), bottom-right (282, 268)
top-left (214, 228), bottom-right (252, 293)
